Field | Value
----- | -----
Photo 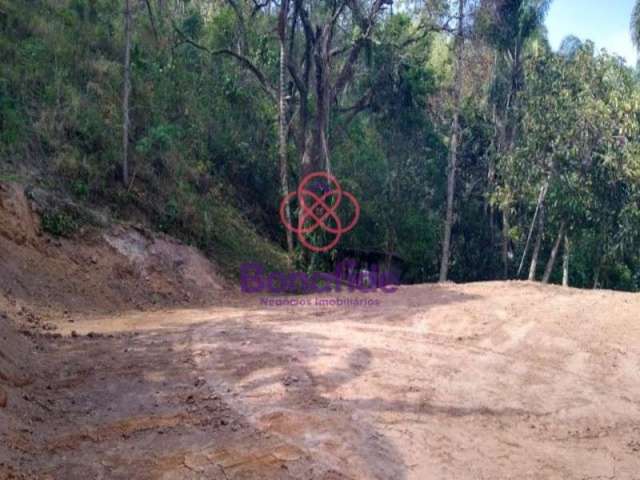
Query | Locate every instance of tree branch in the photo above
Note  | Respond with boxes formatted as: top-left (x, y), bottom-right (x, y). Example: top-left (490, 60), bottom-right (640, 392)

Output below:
top-left (339, 88), bottom-right (374, 125)
top-left (143, 0), bottom-right (159, 43)
top-left (173, 23), bottom-right (276, 101)
top-left (334, 0), bottom-right (389, 100)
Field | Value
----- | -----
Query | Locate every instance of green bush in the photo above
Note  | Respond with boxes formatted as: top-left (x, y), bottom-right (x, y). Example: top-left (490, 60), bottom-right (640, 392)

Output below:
top-left (41, 210), bottom-right (79, 237)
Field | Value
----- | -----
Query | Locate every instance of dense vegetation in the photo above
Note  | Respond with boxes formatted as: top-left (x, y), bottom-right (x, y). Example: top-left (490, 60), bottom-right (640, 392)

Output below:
top-left (1, 0), bottom-right (639, 290)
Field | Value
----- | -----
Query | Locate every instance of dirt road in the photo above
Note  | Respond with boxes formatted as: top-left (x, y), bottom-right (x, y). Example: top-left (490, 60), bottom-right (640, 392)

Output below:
top-left (4, 281), bottom-right (640, 479)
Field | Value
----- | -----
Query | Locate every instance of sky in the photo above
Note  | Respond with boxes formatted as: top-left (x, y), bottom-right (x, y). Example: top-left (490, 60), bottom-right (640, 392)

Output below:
top-left (545, 0), bottom-right (638, 65)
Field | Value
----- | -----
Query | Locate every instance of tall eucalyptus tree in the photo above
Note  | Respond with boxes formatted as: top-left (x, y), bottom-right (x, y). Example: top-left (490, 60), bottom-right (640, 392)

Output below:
top-left (480, 0), bottom-right (550, 277)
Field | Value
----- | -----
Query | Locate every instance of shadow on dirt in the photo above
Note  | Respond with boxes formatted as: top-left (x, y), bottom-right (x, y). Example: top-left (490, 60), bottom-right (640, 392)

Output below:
top-left (10, 284), bottom-right (480, 479)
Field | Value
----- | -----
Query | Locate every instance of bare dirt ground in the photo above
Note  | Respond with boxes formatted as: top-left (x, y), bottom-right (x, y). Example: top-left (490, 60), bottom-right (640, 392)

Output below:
top-left (2, 183), bottom-right (640, 479)
top-left (4, 283), bottom-right (640, 479)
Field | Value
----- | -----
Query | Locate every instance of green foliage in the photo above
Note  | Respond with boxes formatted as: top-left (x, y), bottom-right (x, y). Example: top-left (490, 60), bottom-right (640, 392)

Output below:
top-left (0, 0), bottom-right (639, 291)
top-left (504, 41), bottom-right (640, 289)
top-left (632, 0), bottom-right (640, 49)
top-left (41, 210), bottom-right (79, 237)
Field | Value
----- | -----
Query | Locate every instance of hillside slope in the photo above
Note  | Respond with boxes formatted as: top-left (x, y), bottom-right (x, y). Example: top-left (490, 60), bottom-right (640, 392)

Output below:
top-left (0, 182), bottom-right (230, 321)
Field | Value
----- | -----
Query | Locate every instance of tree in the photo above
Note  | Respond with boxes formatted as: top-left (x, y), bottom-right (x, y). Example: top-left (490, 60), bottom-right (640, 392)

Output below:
top-left (199, 0), bottom-right (393, 176)
top-left (439, 0), bottom-right (465, 282)
top-left (510, 41), bottom-right (640, 287)
top-left (122, 0), bottom-right (133, 187)
top-left (278, 0), bottom-right (294, 254)
top-left (542, 221), bottom-right (564, 283)
top-left (480, 0), bottom-right (550, 277)
top-left (288, 0), bottom-right (393, 175)
top-left (562, 234), bottom-right (570, 287)
top-left (632, 0), bottom-right (640, 52)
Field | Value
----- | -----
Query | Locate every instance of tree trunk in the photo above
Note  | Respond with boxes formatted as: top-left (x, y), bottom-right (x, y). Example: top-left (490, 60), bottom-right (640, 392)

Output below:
top-left (488, 109), bottom-right (496, 245)
top-left (385, 230), bottom-right (395, 272)
top-left (122, 0), bottom-right (132, 187)
top-left (592, 241), bottom-right (604, 289)
top-left (298, 39), bottom-right (327, 178)
top-left (528, 202), bottom-right (544, 281)
top-left (593, 262), bottom-right (601, 289)
top-left (487, 52), bottom-right (499, 246)
top-left (311, 26), bottom-right (332, 174)
top-left (143, 0), bottom-right (158, 43)
top-left (278, 0), bottom-right (293, 255)
top-left (516, 183), bottom-right (547, 277)
top-left (499, 44), bottom-right (523, 280)
top-left (517, 181), bottom-right (548, 277)
top-left (542, 222), bottom-right (566, 284)
top-left (439, 0), bottom-right (464, 283)
top-left (562, 234), bottom-right (570, 287)
top-left (501, 209), bottom-right (510, 278)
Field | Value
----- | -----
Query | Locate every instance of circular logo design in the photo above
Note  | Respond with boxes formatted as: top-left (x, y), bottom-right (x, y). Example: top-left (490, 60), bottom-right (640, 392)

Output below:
top-left (279, 172), bottom-right (360, 253)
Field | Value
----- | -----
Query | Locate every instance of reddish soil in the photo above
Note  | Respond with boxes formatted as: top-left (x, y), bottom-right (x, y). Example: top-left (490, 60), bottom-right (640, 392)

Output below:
top-left (1, 183), bottom-right (640, 479)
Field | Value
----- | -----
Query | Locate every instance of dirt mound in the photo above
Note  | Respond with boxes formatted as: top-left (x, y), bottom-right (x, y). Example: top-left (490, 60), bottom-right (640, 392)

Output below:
top-left (0, 183), bottom-right (40, 246)
top-left (0, 182), bottom-right (226, 325)
top-left (104, 226), bottom-right (223, 293)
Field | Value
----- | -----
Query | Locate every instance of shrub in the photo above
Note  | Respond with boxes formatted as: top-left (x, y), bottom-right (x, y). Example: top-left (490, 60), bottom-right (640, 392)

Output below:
top-left (41, 210), bottom-right (79, 237)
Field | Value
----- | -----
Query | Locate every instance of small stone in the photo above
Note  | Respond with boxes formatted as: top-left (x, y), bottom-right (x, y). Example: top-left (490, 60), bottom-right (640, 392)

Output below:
top-left (71, 331), bottom-right (78, 338)
top-left (0, 388), bottom-right (7, 408)
top-left (282, 375), bottom-right (299, 386)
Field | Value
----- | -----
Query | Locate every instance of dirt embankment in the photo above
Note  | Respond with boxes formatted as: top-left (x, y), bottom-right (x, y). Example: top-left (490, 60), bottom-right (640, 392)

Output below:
top-left (0, 182), bottom-right (226, 322)
top-left (0, 182), bottom-right (229, 477)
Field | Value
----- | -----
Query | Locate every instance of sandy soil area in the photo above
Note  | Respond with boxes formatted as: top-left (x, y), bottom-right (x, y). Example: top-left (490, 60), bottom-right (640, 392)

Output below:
top-left (3, 281), bottom-right (640, 479)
